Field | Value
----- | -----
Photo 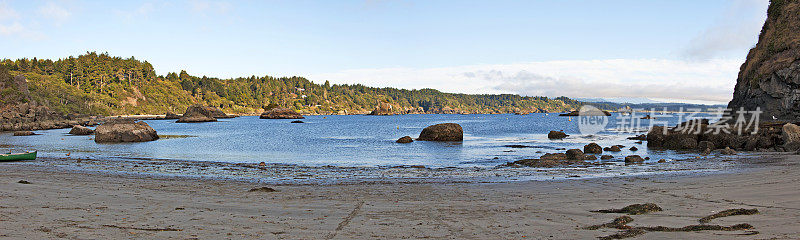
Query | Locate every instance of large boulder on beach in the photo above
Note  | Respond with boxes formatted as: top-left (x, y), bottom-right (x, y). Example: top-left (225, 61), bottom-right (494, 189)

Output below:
top-left (782, 123), bottom-right (800, 151)
top-left (69, 125), bottom-right (94, 135)
top-left (417, 123), bottom-right (463, 141)
top-left (260, 108), bottom-right (304, 119)
top-left (177, 105), bottom-right (219, 123)
top-left (584, 143), bottom-right (602, 154)
top-left (548, 131), bottom-right (567, 139)
top-left (95, 119), bottom-right (159, 143)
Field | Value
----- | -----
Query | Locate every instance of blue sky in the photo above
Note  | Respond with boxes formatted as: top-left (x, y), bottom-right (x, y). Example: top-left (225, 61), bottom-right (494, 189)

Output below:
top-left (0, 0), bottom-right (769, 103)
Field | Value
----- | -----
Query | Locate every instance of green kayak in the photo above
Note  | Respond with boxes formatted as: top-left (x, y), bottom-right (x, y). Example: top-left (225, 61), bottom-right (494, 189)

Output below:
top-left (0, 151), bottom-right (37, 161)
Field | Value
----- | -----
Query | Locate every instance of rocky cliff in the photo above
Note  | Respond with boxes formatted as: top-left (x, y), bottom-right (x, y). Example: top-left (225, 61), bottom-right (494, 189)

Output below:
top-left (727, 0), bottom-right (800, 120)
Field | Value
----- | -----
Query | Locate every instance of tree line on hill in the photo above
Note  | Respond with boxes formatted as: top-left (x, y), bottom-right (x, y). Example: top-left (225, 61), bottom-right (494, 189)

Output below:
top-left (1, 52), bottom-right (590, 116)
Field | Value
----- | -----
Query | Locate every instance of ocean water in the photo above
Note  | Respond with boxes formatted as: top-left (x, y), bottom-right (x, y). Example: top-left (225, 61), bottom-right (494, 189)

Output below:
top-left (0, 113), bottom-right (721, 169)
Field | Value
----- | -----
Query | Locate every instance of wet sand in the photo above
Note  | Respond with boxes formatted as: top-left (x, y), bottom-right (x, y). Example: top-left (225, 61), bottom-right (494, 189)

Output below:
top-left (1, 154), bottom-right (799, 239)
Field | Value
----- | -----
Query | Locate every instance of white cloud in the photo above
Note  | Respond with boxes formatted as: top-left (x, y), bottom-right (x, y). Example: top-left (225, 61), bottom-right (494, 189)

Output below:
top-left (189, 0), bottom-right (232, 15)
top-left (0, 21), bottom-right (23, 35)
top-left (38, 1), bottom-right (72, 25)
top-left (308, 58), bottom-right (742, 104)
top-left (0, 1), bottom-right (19, 20)
top-left (115, 2), bottom-right (157, 22)
top-left (681, 0), bottom-right (768, 60)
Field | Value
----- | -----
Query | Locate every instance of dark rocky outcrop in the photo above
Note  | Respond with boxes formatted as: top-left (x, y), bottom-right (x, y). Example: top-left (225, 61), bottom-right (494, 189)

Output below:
top-left (600, 155), bottom-right (613, 160)
top-left (647, 119), bottom-right (785, 152)
top-left (396, 136), bottom-right (413, 143)
top-left (726, 1), bottom-right (800, 121)
top-left (629, 146), bottom-right (638, 151)
top-left (0, 73), bottom-right (89, 132)
top-left (259, 108), bottom-right (304, 119)
top-left (69, 125), bottom-right (94, 135)
top-left (177, 105), bottom-right (219, 123)
top-left (95, 118), bottom-right (159, 143)
top-left (584, 143), bottom-right (603, 154)
top-left (418, 123), bottom-right (463, 141)
top-left (291, 120), bottom-right (304, 123)
top-left (548, 131), bottom-right (568, 139)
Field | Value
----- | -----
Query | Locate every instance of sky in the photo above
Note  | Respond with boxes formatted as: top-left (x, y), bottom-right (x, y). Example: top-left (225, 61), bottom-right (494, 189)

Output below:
top-left (0, 0), bottom-right (770, 104)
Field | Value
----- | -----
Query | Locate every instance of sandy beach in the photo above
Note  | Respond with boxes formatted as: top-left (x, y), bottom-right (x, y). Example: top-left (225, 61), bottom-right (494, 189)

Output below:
top-left (0, 154), bottom-right (796, 239)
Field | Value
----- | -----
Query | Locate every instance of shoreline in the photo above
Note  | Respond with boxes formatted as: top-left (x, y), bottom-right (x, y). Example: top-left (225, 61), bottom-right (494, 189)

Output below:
top-left (1, 153), bottom-right (799, 239)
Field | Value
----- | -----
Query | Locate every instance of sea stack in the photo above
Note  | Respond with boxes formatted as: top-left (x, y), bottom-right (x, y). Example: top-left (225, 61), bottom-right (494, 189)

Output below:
top-left (726, 1), bottom-right (800, 121)
top-left (95, 118), bottom-right (159, 143)
top-left (417, 123), bottom-right (463, 141)
top-left (259, 108), bottom-right (304, 119)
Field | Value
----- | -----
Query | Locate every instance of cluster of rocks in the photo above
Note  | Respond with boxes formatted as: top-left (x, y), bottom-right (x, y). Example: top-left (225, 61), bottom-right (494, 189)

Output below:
top-left (367, 103), bottom-right (395, 116)
top-left (645, 119), bottom-right (793, 153)
top-left (1, 102), bottom-right (95, 132)
top-left (510, 142), bottom-right (648, 168)
top-left (259, 108), bottom-right (305, 119)
top-left (177, 105), bottom-right (233, 123)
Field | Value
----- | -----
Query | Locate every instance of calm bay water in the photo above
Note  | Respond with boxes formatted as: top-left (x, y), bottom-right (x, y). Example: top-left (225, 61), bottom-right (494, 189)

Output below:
top-left (0, 113), bottom-right (720, 168)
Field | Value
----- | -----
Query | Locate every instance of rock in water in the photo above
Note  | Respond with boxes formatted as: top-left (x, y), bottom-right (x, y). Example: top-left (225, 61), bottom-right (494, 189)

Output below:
top-left (600, 155), bottom-right (613, 160)
top-left (698, 140), bottom-right (715, 151)
top-left (726, 1), bottom-right (800, 121)
top-left (720, 147), bottom-right (737, 155)
top-left (260, 108), bottom-right (304, 119)
top-left (417, 123), bottom-right (463, 141)
top-left (396, 136), bottom-right (413, 143)
top-left (566, 149), bottom-right (584, 160)
top-left (164, 112), bottom-right (181, 119)
top-left (13, 131), bottom-right (35, 136)
top-left (69, 125), bottom-right (94, 135)
top-left (95, 119), bottom-right (159, 143)
top-left (624, 155), bottom-right (645, 164)
top-left (548, 131), bottom-right (568, 139)
top-left (177, 105), bottom-right (218, 123)
top-left (290, 120), bottom-right (304, 123)
top-left (584, 143), bottom-right (603, 154)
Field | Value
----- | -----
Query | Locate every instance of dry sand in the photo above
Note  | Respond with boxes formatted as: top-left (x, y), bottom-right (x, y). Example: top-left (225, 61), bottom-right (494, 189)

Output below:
top-left (1, 154), bottom-right (799, 239)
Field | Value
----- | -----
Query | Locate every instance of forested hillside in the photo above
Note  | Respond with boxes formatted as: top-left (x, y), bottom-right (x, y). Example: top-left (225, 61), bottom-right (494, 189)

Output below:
top-left (1, 52), bottom-right (586, 115)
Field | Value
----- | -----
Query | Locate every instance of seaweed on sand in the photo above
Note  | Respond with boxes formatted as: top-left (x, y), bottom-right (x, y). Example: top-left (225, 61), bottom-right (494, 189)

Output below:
top-left (698, 208), bottom-right (759, 223)
top-left (586, 206), bottom-right (758, 239)
top-left (593, 203), bottom-right (663, 215)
